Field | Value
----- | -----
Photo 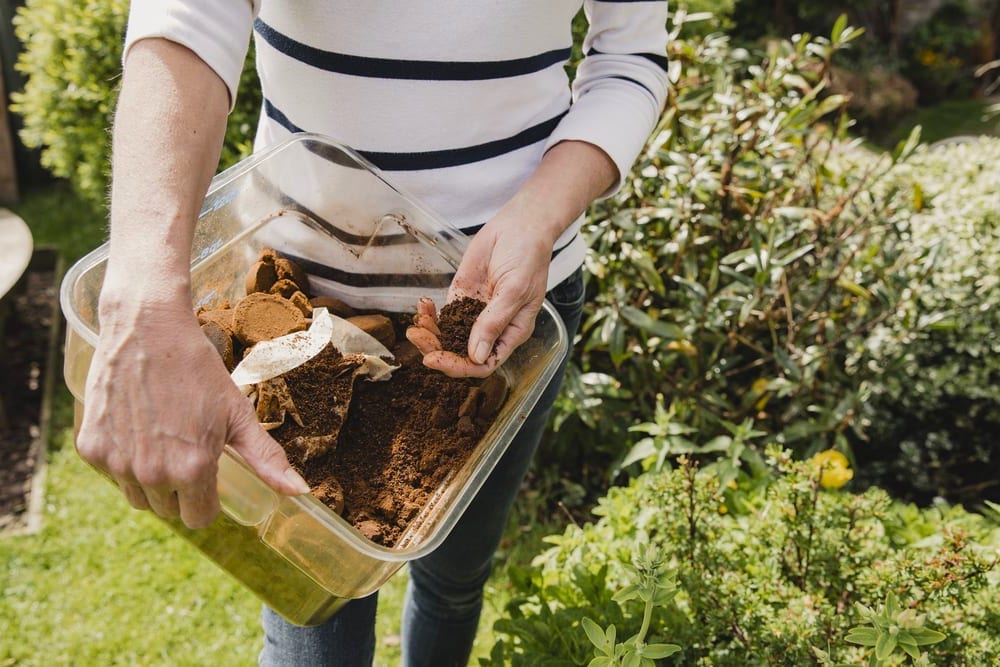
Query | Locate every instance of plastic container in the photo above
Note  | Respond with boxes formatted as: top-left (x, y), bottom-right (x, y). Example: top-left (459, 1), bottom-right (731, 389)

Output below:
top-left (60, 134), bottom-right (568, 626)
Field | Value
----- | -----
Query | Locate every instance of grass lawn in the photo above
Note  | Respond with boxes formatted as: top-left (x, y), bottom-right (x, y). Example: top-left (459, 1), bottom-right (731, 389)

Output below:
top-left (876, 98), bottom-right (1000, 149)
top-left (1, 183), bottom-right (562, 666)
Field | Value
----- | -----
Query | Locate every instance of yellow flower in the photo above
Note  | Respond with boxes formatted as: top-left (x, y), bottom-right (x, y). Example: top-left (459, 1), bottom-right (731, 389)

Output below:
top-left (809, 450), bottom-right (854, 489)
top-left (666, 339), bottom-right (698, 357)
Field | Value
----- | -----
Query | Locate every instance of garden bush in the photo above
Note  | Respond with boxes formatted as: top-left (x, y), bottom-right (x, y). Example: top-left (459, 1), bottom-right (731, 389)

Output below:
top-left (545, 16), bottom-right (921, 492)
top-left (10, 0), bottom-right (261, 207)
top-left (485, 449), bottom-right (1000, 666)
top-left (852, 138), bottom-right (1000, 505)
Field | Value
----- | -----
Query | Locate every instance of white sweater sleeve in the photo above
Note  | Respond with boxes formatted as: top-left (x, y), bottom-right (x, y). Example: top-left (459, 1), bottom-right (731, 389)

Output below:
top-left (544, 1), bottom-right (670, 196)
top-left (123, 0), bottom-right (260, 110)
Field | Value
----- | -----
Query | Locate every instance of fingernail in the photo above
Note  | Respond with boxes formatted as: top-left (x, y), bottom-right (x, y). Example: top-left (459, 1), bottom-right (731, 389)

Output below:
top-left (473, 340), bottom-right (491, 364)
top-left (285, 468), bottom-right (310, 494)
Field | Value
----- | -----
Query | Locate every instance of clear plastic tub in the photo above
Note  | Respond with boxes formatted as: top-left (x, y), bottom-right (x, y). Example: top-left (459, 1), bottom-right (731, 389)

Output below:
top-left (60, 134), bottom-right (568, 626)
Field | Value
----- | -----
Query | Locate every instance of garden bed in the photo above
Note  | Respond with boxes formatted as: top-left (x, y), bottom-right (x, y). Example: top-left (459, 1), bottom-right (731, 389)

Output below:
top-left (0, 248), bottom-right (61, 536)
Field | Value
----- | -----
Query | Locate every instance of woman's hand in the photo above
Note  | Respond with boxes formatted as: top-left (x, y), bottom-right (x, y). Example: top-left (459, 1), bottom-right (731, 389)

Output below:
top-left (406, 210), bottom-right (556, 377)
top-left (76, 300), bottom-right (309, 529)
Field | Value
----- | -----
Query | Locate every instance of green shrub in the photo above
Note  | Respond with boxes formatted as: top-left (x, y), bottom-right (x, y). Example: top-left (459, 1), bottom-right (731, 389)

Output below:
top-left (10, 0), bottom-right (261, 207)
top-left (852, 138), bottom-right (1000, 505)
top-left (486, 450), bottom-right (1000, 666)
top-left (545, 17), bottom-right (919, 490)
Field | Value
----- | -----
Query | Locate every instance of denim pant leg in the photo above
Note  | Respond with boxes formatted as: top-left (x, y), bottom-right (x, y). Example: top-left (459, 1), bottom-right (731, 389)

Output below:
top-left (401, 269), bottom-right (585, 667)
top-left (260, 593), bottom-right (378, 666)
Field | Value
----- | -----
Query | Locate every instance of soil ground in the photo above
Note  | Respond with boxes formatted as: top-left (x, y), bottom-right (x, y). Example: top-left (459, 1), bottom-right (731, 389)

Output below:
top-left (0, 262), bottom-right (57, 533)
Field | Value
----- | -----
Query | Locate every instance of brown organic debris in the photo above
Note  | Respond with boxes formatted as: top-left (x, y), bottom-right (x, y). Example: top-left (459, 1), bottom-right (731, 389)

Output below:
top-left (232, 292), bottom-right (307, 346)
top-left (194, 249), bottom-right (511, 547)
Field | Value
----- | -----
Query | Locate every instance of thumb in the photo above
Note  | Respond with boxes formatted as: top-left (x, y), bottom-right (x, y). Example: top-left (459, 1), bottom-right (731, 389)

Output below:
top-left (227, 400), bottom-right (310, 495)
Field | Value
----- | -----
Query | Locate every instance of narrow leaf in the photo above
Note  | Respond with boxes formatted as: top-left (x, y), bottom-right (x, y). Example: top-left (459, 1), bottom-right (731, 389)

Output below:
top-left (582, 617), bottom-right (610, 652)
top-left (642, 643), bottom-right (682, 658)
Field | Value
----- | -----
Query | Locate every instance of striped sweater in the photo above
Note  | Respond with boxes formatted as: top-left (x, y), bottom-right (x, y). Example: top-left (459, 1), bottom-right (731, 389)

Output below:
top-left (125, 1), bottom-right (670, 298)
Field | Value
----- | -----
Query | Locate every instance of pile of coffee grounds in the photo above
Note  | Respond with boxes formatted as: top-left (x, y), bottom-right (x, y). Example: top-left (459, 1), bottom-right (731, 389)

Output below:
top-left (436, 297), bottom-right (486, 355)
top-left (273, 343), bottom-right (505, 546)
top-left (202, 249), bottom-right (508, 547)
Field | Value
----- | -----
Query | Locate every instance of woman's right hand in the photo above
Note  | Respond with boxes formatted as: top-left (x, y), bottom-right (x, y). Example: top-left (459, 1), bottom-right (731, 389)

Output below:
top-left (75, 299), bottom-right (309, 529)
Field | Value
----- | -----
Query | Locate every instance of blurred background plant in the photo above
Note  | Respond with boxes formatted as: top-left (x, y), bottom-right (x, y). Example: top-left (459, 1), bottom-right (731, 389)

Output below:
top-left (9, 0), bottom-right (260, 207)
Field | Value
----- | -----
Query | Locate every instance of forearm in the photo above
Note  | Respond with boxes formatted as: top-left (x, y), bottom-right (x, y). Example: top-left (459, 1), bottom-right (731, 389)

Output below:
top-left (102, 38), bottom-right (230, 314)
top-left (504, 140), bottom-right (618, 247)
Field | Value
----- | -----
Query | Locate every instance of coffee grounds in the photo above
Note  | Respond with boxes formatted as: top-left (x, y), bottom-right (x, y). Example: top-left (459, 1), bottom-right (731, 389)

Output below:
top-left (437, 297), bottom-right (486, 355)
top-left (204, 250), bottom-right (507, 548)
top-left (271, 343), bottom-right (493, 546)
top-left (232, 292), bottom-right (307, 346)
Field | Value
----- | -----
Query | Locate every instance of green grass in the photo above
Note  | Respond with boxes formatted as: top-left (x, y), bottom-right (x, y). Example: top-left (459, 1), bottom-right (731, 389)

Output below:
top-left (2, 183), bottom-right (565, 665)
top-left (877, 98), bottom-right (1000, 149)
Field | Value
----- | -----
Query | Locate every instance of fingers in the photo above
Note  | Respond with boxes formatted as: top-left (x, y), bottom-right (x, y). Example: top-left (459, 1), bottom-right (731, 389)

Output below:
top-left (406, 325), bottom-right (442, 355)
top-left (119, 482), bottom-right (150, 511)
top-left (144, 487), bottom-right (181, 518)
top-left (416, 297), bottom-right (437, 319)
top-left (178, 481), bottom-right (222, 530)
top-left (422, 350), bottom-right (498, 379)
top-left (468, 288), bottom-right (540, 365)
top-left (412, 312), bottom-right (441, 336)
top-left (227, 399), bottom-right (310, 496)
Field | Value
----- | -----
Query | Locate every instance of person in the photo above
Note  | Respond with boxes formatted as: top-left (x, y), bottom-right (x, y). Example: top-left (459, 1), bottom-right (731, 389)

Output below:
top-left (75, 1), bottom-right (669, 665)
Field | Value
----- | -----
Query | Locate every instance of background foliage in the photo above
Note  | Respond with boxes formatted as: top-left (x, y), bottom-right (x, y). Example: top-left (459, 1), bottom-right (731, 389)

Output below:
top-left (544, 15), bottom-right (925, 497)
top-left (10, 0), bottom-right (261, 207)
top-left (853, 138), bottom-right (1000, 506)
top-left (485, 451), bottom-right (1000, 666)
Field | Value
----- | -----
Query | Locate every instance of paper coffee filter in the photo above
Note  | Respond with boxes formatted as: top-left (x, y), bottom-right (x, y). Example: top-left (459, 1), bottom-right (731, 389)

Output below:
top-left (230, 307), bottom-right (397, 391)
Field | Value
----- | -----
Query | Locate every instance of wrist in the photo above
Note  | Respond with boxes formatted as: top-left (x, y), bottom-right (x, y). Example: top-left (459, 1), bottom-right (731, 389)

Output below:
top-left (99, 264), bottom-right (193, 322)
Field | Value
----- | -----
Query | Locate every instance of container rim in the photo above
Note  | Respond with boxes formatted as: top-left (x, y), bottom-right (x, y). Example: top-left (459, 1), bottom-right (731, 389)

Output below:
top-left (60, 132), bottom-right (468, 347)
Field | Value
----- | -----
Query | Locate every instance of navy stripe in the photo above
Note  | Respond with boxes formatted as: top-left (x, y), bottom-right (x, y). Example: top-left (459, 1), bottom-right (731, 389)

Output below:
top-left (264, 97), bottom-right (305, 133)
top-left (265, 98), bottom-right (567, 171)
top-left (290, 253), bottom-right (455, 289)
top-left (285, 233), bottom-right (577, 290)
top-left (460, 222), bottom-right (578, 259)
top-left (608, 75), bottom-right (655, 98)
top-left (587, 47), bottom-right (668, 71)
top-left (255, 19), bottom-right (571, 81)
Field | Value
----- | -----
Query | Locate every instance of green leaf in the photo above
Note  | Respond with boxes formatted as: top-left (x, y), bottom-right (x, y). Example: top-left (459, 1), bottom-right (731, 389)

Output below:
top-left (633, 251), bottom-right (666, 295)
top-left (893, 125), bottom-right (921, 162)
top-left (582, 617), bottom-right (610, 653)
top-left (623, 652), bottom-right (641, 667)
top-left (831, 14), bottom-right (847, 43)
top-left (612, 583), bottom-right (642, 604)
top-left (588, 658), bottom-right (615, 667)
top-left (642, 643), bottom-right (682, 659)
top-left (672, 276), bottom-right (707, 299)
top-left (621, 439), bottom-right (657, 469)
top-left (773, 243), bottom-right (815, 266)
top-left (898, 639), bottom-right (921, 660)
top-left (911, 628), bottom-right (946, 646)
top-left (875, 632), bottom-right (897, 661)
top-left (721, 248), bottom-right (756, 266)
top-left (620, 306), bottom-right (684, 340)
top-left (845, 627), bottom-right (879, 646)
top-left (811, 94), bottom-right (847, 120)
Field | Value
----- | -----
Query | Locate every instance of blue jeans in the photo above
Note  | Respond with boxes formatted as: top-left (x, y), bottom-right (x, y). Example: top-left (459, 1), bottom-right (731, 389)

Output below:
top-left (260, 268), bottom-right (585, 666)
